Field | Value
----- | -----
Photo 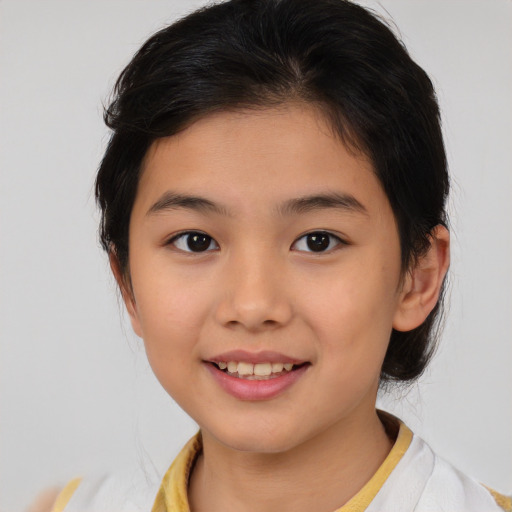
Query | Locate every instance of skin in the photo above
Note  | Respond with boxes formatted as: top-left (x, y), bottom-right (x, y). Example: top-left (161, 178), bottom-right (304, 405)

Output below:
top-left (113, 103), bottom-right (449, 512)
top-left (27, 489), bottom-right (61, 512)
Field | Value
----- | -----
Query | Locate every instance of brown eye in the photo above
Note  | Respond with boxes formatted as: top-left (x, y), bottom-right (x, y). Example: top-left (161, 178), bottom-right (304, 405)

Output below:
top-left (306, 233), bottom-right (330, 251)
top-left (170, 231), bottom-right (219, 253)
top-left (292, 231), bottom-right (343, 253)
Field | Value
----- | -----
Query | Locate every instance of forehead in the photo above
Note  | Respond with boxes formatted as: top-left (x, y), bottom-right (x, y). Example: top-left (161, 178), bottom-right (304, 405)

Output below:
top-left (135, 104), bottom-right (389, 219)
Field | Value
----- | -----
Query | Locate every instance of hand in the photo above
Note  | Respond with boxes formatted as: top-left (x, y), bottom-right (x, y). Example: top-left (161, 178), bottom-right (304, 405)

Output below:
top-left (26, 487), bottom-right (61, 512)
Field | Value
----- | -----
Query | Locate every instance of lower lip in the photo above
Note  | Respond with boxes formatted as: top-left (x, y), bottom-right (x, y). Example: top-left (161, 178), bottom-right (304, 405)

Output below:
top-left (205, 363), bottom-right (309, 401)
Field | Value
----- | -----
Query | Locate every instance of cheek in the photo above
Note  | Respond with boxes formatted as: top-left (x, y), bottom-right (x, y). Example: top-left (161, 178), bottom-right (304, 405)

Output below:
top-left (297, 257), bottom-right (400, 371)
top-left (307, 278), bottom-right (395, 405)
top-left (132, 274), bottom-right (213, 399)
top-left (303, 261), bottom-right (399, 331)
top-left (129, 261), bottom-right (214, 362)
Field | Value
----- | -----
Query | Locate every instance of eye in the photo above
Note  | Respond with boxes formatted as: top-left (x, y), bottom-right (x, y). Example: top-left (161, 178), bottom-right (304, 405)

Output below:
top-left (168, 231), bottom-right (219, 253)
top-left (292, 231), bottom-right (344, 253)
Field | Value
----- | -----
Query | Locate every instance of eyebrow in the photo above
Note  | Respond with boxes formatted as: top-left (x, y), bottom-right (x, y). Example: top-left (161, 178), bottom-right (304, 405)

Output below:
top-left (147, 192), bottom-right (232, 217)
top-left (277, 192), bottom-right (368, 217)
top-left (146, 191), bottom-right (367, 217)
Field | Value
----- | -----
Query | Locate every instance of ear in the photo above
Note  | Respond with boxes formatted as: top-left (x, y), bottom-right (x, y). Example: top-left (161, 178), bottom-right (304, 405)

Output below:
top-left (109, 250), bottom-right (143, 338)
top-left (393, 225), bottom-right (450, 332)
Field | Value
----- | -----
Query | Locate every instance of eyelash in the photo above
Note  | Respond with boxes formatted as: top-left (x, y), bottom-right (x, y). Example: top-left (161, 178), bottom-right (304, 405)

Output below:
top-left (168, 231), bottom-right (220, 253)
top-left (166, 230), bottom-right (346, 254)
top-left (292, 231), bottom-right (345, 253)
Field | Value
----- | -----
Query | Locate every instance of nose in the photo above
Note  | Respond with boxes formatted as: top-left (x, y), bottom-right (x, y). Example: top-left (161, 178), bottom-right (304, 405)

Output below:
top-left (214, 248), bottom-right (293, 332)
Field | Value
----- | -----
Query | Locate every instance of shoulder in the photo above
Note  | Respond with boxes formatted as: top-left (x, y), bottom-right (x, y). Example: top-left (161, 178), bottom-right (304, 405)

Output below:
top-left (51, 465), bottom-right (161, 512)
top-left (412, 435), bottom-right (511, 512)
top-left (368, 417), bottom-right (511, 512)
top-left (50, 433), bottom-right (202, 512)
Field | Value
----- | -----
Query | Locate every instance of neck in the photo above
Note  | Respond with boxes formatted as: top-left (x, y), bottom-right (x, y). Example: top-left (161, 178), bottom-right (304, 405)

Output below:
top-left (188, 409), bottom-right (394, 512)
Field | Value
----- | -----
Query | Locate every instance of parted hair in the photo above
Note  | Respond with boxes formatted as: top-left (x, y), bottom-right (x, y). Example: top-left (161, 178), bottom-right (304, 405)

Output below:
top-left (96, 0), bottom-right (449, 383)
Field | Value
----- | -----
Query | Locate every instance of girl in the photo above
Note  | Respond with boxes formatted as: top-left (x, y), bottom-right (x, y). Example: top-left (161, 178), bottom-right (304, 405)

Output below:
top-left (44, 0), bottom-right (509, 510)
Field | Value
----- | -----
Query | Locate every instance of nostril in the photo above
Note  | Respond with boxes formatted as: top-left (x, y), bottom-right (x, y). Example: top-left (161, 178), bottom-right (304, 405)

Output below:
top-left (214, 290), bottom-right (293, 330)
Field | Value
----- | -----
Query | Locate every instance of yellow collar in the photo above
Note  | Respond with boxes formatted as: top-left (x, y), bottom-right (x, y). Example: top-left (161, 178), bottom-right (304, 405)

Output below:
top-left (152, 415), bottom-right (413, 512)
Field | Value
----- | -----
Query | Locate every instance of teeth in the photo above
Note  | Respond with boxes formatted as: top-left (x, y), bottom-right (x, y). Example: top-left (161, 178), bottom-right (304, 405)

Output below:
top-left (216, 361), bottom-right (297, 377)
top-left (254, 363), bottom-right (272, 376)
top-left (227, 361), bottom-right (238, 373)
top-left (237, 362), bottom-right (253, 376)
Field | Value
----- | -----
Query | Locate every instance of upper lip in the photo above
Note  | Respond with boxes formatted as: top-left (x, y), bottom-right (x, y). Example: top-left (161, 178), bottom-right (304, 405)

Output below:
top-left (207, 349), bottom-right (306, 365)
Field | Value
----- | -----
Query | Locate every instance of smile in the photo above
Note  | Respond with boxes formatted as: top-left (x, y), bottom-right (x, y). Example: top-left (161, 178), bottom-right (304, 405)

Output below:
top-left (213, 361), bottom-right (296, 380)
top-left (205, 355), bottom-right (310, 400)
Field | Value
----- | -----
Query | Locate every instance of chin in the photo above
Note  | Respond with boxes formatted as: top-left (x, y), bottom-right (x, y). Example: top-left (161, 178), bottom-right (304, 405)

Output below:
top-left (206, 420), bottom-right (310, 454)
top-left (222, 435), bottom-right (298, 454)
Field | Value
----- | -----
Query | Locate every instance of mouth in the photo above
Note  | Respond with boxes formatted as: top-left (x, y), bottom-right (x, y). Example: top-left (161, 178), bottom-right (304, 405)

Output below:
top-left (204, 354), bottom-right (310, 400)
top-left (209, 360), bottom-right (309, 380)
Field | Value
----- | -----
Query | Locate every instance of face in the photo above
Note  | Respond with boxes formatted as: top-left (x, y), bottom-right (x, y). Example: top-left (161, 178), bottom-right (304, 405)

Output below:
top-left (123, 104), bottom-right (408, 453)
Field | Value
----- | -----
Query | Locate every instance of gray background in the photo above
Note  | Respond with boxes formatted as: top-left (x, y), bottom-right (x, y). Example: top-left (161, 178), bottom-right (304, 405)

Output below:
top-left (1, 1), bottom-right (511, 511)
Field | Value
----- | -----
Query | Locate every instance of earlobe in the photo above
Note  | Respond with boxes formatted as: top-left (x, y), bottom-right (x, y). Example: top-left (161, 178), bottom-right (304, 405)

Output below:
top-left (393, 225), bottom-right (450, 332)
top-left (109, 251), bottom-right (143, 338)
